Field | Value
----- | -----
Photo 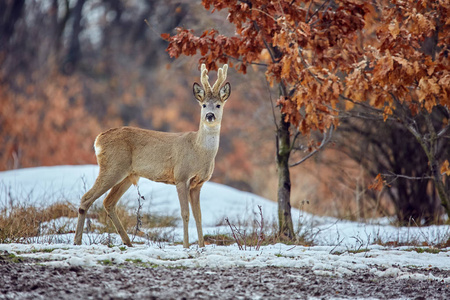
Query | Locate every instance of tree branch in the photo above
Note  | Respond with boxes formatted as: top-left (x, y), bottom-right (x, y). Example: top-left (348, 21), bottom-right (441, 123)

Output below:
top-left (305, 0), bottom-right (314, 22)
top-left (265, 78), bottom-right (279, 130)
top-left (224, 54), bottom-right (268, 67)
top-left (252, 21), bottom-right (279, 64)
top-left (307, 0), bottom-right (332, 24)
top-left (289, 130), bottom-right (301, 152)
top-left (289, 124), bottom-right (334, 167)
top-left (382, 171), bottom-right (433, 181)
top-left (437, 125), bottom-right (449, 139)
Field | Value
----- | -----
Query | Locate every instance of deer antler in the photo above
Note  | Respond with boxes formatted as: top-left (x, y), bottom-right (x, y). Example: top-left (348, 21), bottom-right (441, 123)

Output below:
top-left (212, 64), bottom-right (228, 95)
top-left (200, 64), bottom-right (228, 95)
top-left (200, 64), bottom-right (211, 95)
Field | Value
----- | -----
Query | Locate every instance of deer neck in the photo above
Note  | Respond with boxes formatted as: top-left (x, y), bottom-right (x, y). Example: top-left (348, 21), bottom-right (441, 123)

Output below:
top-left (196, 122), bottom-right (221, 154)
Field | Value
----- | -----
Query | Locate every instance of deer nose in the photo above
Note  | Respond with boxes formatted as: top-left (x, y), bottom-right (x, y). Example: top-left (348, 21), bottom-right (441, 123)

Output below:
top-left (206, 113), bottom-right (216, 122)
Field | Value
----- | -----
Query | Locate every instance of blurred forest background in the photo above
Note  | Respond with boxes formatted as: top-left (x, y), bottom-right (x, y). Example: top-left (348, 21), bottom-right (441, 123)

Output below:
top-left (1, 0), bottom-right (449, 225)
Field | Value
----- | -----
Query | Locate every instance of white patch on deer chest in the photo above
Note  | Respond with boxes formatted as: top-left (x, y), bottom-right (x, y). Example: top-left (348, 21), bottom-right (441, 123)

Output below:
top-left (200, 124), bottom-right (220, 150)
top-left (203, 134), bottom-right (219, 150)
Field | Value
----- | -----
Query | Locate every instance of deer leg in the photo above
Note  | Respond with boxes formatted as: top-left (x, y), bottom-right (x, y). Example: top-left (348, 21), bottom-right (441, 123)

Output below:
top-left (189, 185), bottom-right (204, 247)
top-left (74, 170), bottom-right (127, 245)
top-left (103, 176), bottom-right (134, 247)
top-left (176, 182), bottom-right (190, 248)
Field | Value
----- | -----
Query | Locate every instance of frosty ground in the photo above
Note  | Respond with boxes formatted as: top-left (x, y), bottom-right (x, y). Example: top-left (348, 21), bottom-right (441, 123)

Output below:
top-left (1, 165), bottom-right (449, 299)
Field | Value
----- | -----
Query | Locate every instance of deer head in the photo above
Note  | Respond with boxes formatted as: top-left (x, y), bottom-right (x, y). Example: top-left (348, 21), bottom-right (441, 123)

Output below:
top-left (193, 64), bottom-right (231, 127)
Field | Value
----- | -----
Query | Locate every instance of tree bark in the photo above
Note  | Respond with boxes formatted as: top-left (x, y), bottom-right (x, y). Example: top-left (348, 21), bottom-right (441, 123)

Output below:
top-left (406, 112), bottom-right (450, 219)
top-left (423, 113), bottom-right (450, 218)
top-left (276, 114), bottom-right (295, 238)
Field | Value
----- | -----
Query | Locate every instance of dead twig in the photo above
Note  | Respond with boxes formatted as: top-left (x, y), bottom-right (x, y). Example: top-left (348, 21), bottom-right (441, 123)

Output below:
top-left (132, 185), bottom-right (145, 243)
top-left (290, 124), bottom-right (334, 167)
top-left (255, 205), bottom-right (265, 251)
top-left (225, 217), bottom-right (244, 250)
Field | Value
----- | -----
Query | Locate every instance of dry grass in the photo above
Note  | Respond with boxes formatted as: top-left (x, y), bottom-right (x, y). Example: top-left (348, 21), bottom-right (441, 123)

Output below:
top-left (204, 234), bottom-right (235, 246)
top-left (217, 205), bottom-right (316, 250)
top-left (0, 202), bottom-right (77, 243)
top-left (2, 198), bottom-right (447, 249)
top-left (88, 204), bottom-right (137, 235)
top-left (204, 231), bottom-right (315, 249)
top-left (87, 204), bottom-right (178, 235)
top-left (0, 200), bottom-right (179, 244)
top-left (373, 236), bottom-right (450, 249)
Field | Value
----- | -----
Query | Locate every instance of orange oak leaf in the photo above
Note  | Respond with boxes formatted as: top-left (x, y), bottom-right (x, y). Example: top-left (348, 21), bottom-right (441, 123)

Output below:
top-left (441, 160), bottom-right (450, 176)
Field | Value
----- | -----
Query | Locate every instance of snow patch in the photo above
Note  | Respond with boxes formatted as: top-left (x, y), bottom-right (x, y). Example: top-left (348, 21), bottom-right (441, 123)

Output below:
top-left (1, 165), bottom-right (450, 282)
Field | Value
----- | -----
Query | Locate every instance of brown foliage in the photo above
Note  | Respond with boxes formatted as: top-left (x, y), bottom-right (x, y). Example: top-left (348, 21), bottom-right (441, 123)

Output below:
top-left (345, 0), bottom-right (450, 115)
top-left (167, 1), bottom-right (449, 131)
top-left (165, 0), bottom-right (369, 134)
top-left (0, 73), bottom-right (106, 169)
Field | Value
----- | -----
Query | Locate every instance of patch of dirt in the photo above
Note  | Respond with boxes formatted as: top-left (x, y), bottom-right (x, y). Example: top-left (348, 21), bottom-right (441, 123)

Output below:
top-left (0, 254), bottom-right (449, 299)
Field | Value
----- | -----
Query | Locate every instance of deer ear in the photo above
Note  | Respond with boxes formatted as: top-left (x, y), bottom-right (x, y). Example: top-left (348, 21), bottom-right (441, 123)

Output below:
top-left (219, 82), bottom-right (231, 102)
top-left (193, 83), bottom-right (205, 102)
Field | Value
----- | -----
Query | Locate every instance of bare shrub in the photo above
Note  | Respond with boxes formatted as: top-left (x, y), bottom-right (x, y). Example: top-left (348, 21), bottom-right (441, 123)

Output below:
top-left (222, 205), bottom-right (315, 250)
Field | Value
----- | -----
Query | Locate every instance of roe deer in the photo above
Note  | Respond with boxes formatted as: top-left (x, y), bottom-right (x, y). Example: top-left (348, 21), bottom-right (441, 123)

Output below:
top-left (73, 64), bottom-right (231, 248)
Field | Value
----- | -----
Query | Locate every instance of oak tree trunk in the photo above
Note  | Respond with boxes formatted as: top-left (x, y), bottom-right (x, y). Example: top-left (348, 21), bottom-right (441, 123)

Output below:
top-left (276, 115), bottom-right (295, 238)
top-left (409, 112), bottom-right (450, 220)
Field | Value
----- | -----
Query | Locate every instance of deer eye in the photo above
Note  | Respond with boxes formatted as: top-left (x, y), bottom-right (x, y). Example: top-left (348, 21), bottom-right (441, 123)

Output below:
top-left (202, 104), bottom-right (206, 108)
top-left (216, 104), bottom-right (221, 108)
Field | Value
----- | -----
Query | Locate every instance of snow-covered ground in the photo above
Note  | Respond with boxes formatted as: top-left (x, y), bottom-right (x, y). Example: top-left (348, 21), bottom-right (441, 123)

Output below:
top-left (1, 165), bottom-right (449, 281)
